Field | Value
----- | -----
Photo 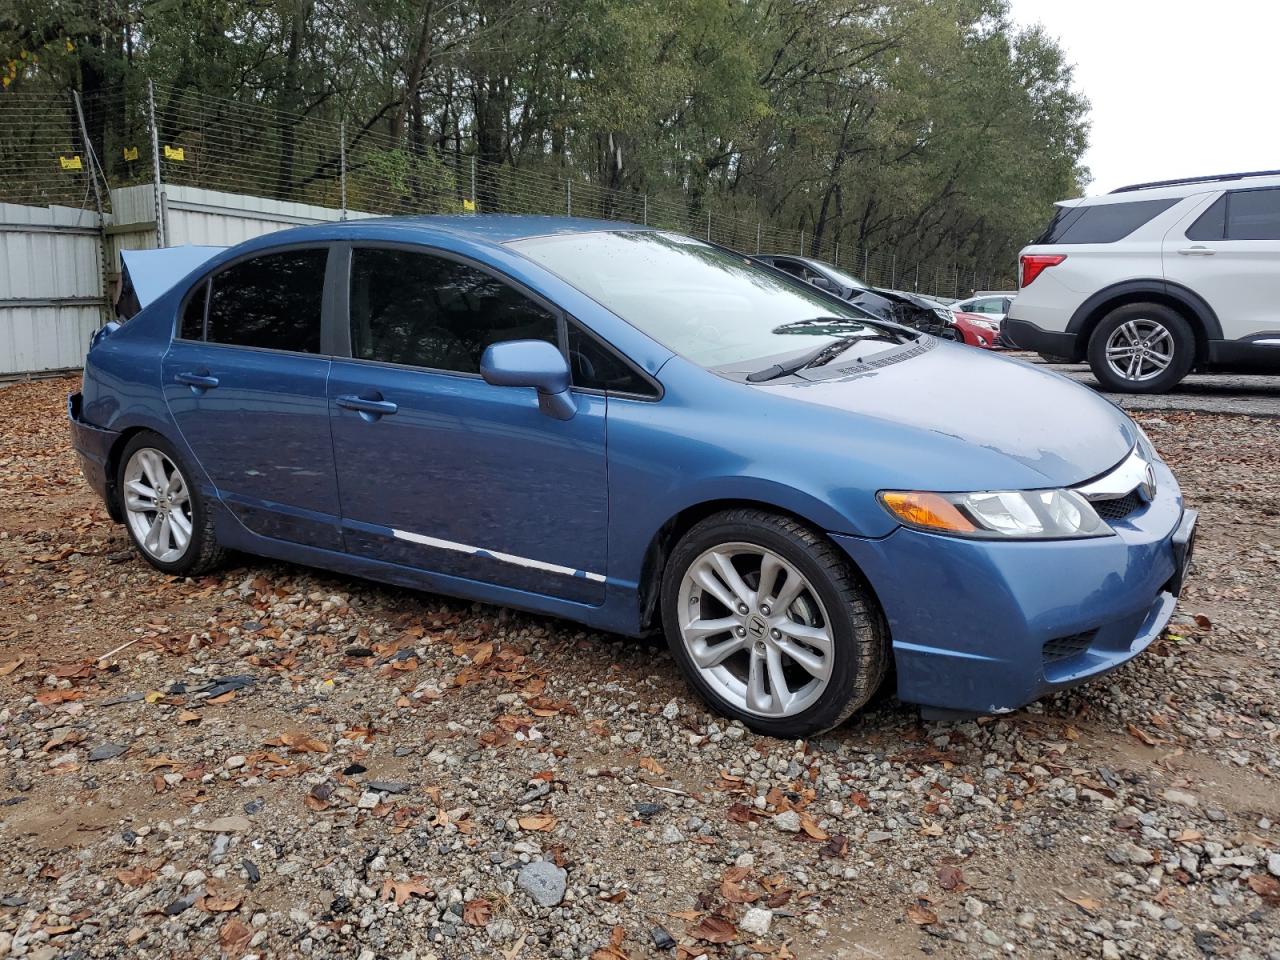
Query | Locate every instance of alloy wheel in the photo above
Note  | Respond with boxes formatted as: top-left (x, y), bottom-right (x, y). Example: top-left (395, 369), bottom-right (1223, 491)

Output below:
top-left (1104, 319), bottom-right (1174, 382)
top-left (676, 543), bottom-right (834, 718)
top-left (123, 447), bottom-right (193, 563)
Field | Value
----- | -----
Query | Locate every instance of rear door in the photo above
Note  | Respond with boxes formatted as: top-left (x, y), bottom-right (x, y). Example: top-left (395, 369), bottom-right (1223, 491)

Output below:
top-left (1163, 186), bottom-right (1280, 340)
top-left (161, 246), bottom-right (343, 550)
top-left (327, 244), bottom-right (609, 604)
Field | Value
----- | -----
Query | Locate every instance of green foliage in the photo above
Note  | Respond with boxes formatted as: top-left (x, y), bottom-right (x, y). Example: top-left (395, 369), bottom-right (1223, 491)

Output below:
top-left (0, 0), bottom-right (1089, 280)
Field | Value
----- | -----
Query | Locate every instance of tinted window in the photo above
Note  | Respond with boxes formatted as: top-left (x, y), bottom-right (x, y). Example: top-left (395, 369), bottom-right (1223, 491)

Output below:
top-left (180, 280), bottom-right (208, 340)
top-left (567, 323), bottom-right (654, 396)
top-left (1226, 187), bottom-right (1280, 240)
top-left (206, 249), bottom-right (327, 352)
top-left (1034, 198), bottom-right (1178, 244)
top-left (1185, 195), bottom-right (1226, 241)
top-left (349, 248), bottom-right (559, 373)
top-left (769, 258), bottom-right (806, 278)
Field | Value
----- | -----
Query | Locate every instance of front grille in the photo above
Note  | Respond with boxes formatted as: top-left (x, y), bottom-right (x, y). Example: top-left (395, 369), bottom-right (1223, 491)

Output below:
top-left (1043, 630), bottom-right (1096, 665)
top-left (1092, 491), bottom-right (1143, 522)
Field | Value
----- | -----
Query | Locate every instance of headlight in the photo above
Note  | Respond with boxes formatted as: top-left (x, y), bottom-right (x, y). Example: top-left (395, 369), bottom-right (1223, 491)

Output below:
top-left (879, 488), bottom-right (1111, 540)
top-left (1131, 421), bottom-right (1161, 463)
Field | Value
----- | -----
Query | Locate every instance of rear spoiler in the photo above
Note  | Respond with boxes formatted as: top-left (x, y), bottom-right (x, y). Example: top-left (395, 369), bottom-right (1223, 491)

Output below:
top-left (117, 245), bottom-right (227, 319)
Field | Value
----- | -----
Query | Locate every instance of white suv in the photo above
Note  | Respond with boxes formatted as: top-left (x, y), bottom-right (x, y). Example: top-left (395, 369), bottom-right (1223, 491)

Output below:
top-left (1005, 170), bottom-right (1280, 392)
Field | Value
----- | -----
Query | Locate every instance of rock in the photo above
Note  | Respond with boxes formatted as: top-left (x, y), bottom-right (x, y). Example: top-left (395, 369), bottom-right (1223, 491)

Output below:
top-left (650, 925), bottom-right (676, 950)
top-left (1102, 940), bottom-right (1121, 960)
top-left (660, 824), bottom-right (684, 844)
top-left (197, 815), bottom-right (252, 833)
top-left (1108, 842), bottom-right (1155, 866)
top-left (366, 780), bottom-right (409, 794)
top-left (517, 860), bottom-right (567, 907)
top-left (1268, 853), bottom-right (1280, 878)
top-left (225, 755), bottom-right (246, 770)
top-left (88, 743), bottom-right (128, 762)
top-left (1163, 788), bottom-right (1198, 808)
top-left (210, 834), bottom-right (232, 863)
top-left (867, 831), bottom-right (894, 843)
top-left (740, 907), bottom-right (773, 936)
top-left (634, 802), bottom-right (665, 822)
top-left (661, 700), bottom-right (680, 720)
top-left (356, 791), bottom-right (381, 809)
top-left (771, 810), bottom-right (802, 833)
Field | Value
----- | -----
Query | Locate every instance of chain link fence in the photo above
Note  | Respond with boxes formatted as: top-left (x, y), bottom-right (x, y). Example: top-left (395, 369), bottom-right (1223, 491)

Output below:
top-left (1, 82), bottom-right (1013, 298)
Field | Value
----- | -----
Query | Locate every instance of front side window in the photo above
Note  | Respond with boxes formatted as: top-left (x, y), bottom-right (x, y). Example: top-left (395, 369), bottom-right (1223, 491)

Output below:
top-left (180, 279), bottom-right (208, 340)
top-left (349, 248), bottom-right (559, 373)
top-left (1226, 187), bottom-right (1280, 241)
top-left (206, 249), bottom-right (327, 353)
top-left (510, 231), bottom-right (902, 369)
top-left (567, 322), bottom-right (655, 396)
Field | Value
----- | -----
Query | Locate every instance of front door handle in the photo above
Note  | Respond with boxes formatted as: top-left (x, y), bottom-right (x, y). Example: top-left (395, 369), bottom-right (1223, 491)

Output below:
top-left (176, 371), bottom-right (219, 391)
top-left (336, 394), bottom-right (399, 419)
top-left (1177, 246), bottom-right (1215, 256)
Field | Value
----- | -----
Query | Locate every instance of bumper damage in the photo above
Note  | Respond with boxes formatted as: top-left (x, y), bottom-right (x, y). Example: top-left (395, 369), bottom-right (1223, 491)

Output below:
top-left (68, 392), bottom-right (121, 520)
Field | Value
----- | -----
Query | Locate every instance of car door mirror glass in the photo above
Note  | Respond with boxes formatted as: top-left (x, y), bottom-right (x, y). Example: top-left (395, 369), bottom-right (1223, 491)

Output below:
top-left (809, 276), bottom-right (836, 293)
top-left (480, 339), bottom-right (575, 420)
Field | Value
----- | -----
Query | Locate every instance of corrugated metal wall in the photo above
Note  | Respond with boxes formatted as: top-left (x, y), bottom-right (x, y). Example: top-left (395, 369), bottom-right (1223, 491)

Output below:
top-left (2, 185), bottom-right (374, 377)
top-left (0, 203), bottom-right (104, 377)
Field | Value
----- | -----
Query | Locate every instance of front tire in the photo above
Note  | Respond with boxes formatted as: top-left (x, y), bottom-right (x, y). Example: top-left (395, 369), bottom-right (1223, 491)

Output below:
top-left (1087, 303), bottom-right (1194, 394)
top-left (116, 431), bottom-right (226, 577)
top-left (660, 509), bottom-right (887, 738)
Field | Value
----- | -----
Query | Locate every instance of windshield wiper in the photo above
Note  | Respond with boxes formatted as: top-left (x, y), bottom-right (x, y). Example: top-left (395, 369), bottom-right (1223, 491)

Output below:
top-left (746, 337), bottom-right (861, 383)
top-left (772, 316), bottom-right (865, 333)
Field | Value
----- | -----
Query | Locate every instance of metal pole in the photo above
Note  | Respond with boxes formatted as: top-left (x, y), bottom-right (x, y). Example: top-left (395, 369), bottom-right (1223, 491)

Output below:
top-left (834, 241), bottom-right (839, 269)
top-left (471, 156), bottom-right (477, 208)
top-left (706, 209), bottom-right (711, 242)
top-left (891, 253), bottom-right (896, 288)
top-left (147, 79), bottom-right (166, 248)
top-left (339, 119), bottom-right (348, 221)
top-left (864, 249), bottom-right (869, 281)
top-left (642, 193), bottom-right (648, 226)
top-left (72, 90), bottom-right (110, 325)
top-left (756, 222), bottom-right (761, 254)
top-left (914, 264), bottom-right (919, 292)
top-left (566, 179), bottom-right (572, 216)
top-left (799, 231), bottom-right (804, 256)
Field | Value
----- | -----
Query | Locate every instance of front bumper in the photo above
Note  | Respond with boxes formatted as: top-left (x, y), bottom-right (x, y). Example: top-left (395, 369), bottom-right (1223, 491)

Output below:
top-left (834, 460), bottom-right (1195, 716)
top-left (68, 392), bottom-right (121, 520)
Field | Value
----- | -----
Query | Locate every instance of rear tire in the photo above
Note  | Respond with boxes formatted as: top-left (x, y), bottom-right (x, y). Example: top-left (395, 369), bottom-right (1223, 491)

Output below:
top-left (660, 509), bottom-right (887, 738)
top-left (116, 430), bottom-right (226, 577)
top-left (1087, 302), bottom-right (1194, 394)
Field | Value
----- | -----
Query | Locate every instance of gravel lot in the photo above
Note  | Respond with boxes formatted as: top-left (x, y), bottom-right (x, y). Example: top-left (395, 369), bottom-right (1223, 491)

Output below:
top-left (1, 376), bottom-right (1277, 960)
top-left (1009, 353), bottom-right (1280, 418)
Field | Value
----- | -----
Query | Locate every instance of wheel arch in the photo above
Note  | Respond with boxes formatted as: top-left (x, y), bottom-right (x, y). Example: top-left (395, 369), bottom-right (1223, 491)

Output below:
top-left (635, 497), bottom-right (888, 636)
top-left (1066, 279), bottom-right (1220, 364)
top-left (102, 420), bottom-right (195, 521)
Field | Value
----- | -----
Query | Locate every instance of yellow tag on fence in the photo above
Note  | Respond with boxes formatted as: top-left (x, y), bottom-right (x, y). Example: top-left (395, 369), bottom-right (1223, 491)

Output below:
top-left (163, 145), bottom-right (185, 161)
top-left (59, 155), bottom-right (83, 170)
top-left (123, 146), bottom-right (139, 161)
top-left (462, 198), bottom-right (476, 212)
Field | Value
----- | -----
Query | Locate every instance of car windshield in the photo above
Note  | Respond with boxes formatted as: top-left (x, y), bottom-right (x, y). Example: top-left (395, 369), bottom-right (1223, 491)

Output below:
top-left (509, 230), bottom-right (905, 368)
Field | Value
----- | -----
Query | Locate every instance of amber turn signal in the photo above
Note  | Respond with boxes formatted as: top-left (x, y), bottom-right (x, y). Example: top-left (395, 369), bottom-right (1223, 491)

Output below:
top-left (879, 491), bottom-right (977, 534)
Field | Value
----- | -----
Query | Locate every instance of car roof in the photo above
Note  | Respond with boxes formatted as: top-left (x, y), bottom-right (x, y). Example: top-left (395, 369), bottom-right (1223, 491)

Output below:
top-left (1059, 170), bottom-right (1280, 208)
top-left (249, 214), bottom-right (652, 248)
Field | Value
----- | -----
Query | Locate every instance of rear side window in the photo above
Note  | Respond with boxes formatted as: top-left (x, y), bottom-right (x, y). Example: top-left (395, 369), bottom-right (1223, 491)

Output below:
top-left (180, 280), bottom-right (208, 340)
top-left (206, 249), bottom-right (327, 353)
top-left (1185, 195), bottom-right (1226, 240)
top-left (1226, 187), bottom-right (1280, 240)
top-left (567, 323), bottom-right (655, 397)
top-left (348, 247), bottom-right (559, 373)
top-left (1034, 198), bottom-right (1178, 244)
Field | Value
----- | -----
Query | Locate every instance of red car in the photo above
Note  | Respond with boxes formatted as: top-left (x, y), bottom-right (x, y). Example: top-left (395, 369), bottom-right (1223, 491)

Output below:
top-left (951, 310), bottom-right (1003, 349)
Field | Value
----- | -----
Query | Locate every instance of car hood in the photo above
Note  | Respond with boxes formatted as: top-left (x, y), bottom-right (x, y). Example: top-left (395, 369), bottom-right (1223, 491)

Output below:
top-left (762, 339), bottom-right (1136, 487)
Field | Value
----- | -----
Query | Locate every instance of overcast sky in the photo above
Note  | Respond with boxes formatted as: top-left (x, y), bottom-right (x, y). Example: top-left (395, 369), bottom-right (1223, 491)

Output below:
top-left (1007, 0), bottom-right (1280, 196)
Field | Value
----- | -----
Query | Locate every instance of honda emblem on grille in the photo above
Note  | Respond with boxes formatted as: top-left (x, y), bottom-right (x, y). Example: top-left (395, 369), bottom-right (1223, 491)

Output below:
top-left (1138, 462), bottom-right (1157, 503)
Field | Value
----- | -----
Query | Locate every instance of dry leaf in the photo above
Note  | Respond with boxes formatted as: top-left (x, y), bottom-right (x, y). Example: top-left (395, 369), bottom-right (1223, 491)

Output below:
top-left (1174, 828), bottom-right (1203, 843)
top-left (721, 866), bottom-right (759, 903)
top-left (688, 915), bottom-right (737, 943)
top-left (115, 866), bottom-right (155, 887)
top-left (270, 731), bottom-right (330, 753)
top-left (1059, 890), bottom-right (1104, 914)
top-left (0, 658), bottom-right (24, 677)
top-left (1126, 724), bottom-right (1159, 747)
top-left (197, 889), bottom-right (243, 912)
top-left (380, 877), bottom-right (431, 906)
top-left (462, 897), bottom-right (492, 926)
top-left (937, 865), bottom-right (966, 891)
top-left (518, 814), bottom-right (557, 832)
top-left (208, 690), bottom-right (236, 705)
top-left (590, 924), bottom-right (630, 960)
top-left (639, 756), bottom-right (665, 775)
top-left (141, 756), bottom-right (181, 770)
top-left (1248, 875), bottom-right (1280, 904)
top-left (177, 709), bottom-right (200, 724)
top-left (219, 917), bottom-right (252, 953)
top-left (906, 901), bottom-right (938, 925)
top-left (919, 820), bottom-right (944, 837)
top-left (798, 812), bottom-right (828, 841)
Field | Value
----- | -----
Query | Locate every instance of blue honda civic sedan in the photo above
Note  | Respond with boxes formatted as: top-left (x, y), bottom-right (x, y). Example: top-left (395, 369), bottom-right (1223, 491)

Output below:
top-left (68, 216), bottom-right (1196, 737)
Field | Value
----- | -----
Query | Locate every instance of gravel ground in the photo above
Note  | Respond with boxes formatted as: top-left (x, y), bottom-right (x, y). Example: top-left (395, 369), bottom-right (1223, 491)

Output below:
top-left (1, 376), bottom-right (1278, 960)
top-left (1007, 353), bottom-right (1280, 418)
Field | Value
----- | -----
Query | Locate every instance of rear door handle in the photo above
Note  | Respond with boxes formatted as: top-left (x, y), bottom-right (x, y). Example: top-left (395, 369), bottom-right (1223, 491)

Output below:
top-left (336, 394), bottom-right (399, 418)
top-left (1177, 246), bottom-right (1215, 256)
top-left (176, 371), bottom-right (219, 390)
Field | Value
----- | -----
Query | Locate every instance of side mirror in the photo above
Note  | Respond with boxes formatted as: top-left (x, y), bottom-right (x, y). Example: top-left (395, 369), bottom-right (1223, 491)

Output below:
top-left (810, 276), bottom-right (837, 293)
top-left (480, 339), bottom-right (576, 420)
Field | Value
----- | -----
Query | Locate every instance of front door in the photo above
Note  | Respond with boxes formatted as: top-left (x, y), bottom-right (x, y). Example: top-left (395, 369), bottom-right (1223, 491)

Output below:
top-left (1164, 186), bottom-right (1280, 340)
top-left (161, 246), bottom-right (343, 550)
top-left (328, 245), bottom-right (608, 604)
